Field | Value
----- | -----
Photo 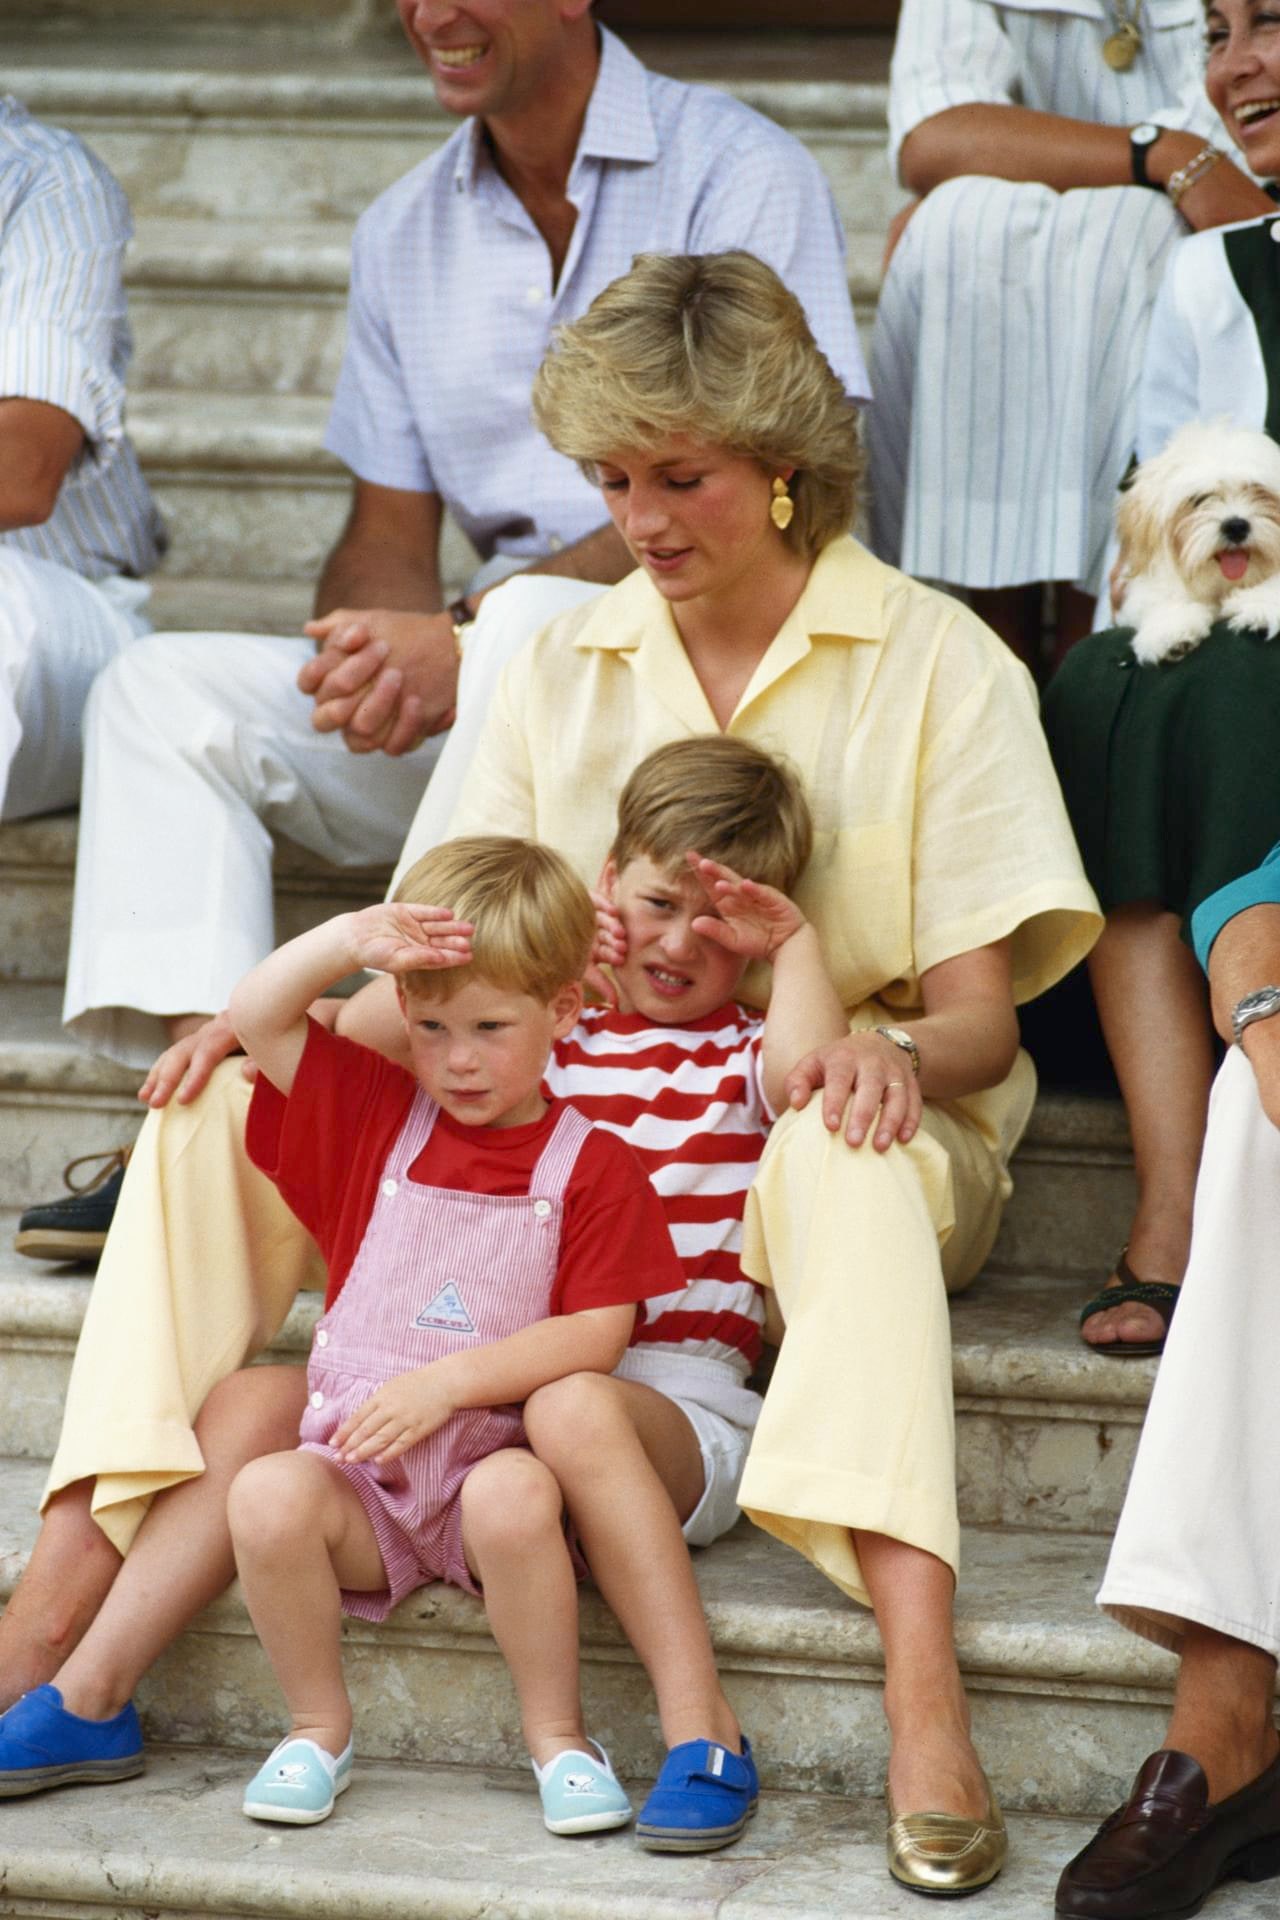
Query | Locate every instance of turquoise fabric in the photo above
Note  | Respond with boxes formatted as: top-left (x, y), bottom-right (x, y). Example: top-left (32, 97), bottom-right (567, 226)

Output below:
top-left (1192, 841), bottom-right (1280, 974)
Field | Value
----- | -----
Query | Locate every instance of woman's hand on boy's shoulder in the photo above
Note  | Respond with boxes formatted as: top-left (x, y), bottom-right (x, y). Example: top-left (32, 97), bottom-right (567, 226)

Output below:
top-left (687, 853), bottom-right (806, 962)
top-left (332, 1365), bottom-right (456, 1465)
top-left (345, 902), bottom-right (474, 979)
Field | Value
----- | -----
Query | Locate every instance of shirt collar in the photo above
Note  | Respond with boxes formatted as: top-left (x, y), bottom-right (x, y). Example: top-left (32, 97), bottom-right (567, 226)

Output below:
top-left (572, 536), bottom-right (888, 656)
top-left (452, 25), bottom-right (657, 196)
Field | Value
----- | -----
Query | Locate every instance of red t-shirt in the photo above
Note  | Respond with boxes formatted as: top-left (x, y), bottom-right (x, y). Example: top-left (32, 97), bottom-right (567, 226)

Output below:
top-left (246, 1020), bottom-right (681, 1316)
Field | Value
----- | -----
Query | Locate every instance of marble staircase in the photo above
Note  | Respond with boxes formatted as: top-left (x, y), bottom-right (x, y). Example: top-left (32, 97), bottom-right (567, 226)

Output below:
top-left (4, 16), bottom-right (1266, 1919)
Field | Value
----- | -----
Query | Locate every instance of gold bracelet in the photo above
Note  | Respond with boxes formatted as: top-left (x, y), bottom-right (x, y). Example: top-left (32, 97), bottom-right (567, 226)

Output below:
top-left (1165, 142), bottom-right (1224, 209)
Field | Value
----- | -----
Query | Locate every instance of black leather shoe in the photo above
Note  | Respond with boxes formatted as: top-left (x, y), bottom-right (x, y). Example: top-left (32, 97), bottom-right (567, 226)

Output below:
top-left (14, 1147), bottom-right (131, 1265)
top-left (1056, 1748), bottom-right (1280, 1919)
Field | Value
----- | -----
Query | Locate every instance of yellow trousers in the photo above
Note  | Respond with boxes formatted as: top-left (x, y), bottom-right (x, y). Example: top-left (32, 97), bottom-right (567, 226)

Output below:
top-left (43, 1063), bottom-right (323, 1554)
top-left (45, 1055), bottom-right (1032, 1592)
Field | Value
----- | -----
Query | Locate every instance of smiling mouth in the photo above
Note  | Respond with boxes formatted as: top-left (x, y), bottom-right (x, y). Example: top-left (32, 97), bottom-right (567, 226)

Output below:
top-left (434, 43), bottom-right (488, 69)
top-left (1218, 546), bottom-right (1251, 581)
top-left (1235, 98), bottom-right (1280, 127)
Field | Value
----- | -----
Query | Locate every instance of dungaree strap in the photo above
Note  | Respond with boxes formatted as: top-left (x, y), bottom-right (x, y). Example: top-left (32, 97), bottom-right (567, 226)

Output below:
top-left (384, 1090), bottom-right (440, 1180)
top-left (529, 1105), bottom-right (594, 1204)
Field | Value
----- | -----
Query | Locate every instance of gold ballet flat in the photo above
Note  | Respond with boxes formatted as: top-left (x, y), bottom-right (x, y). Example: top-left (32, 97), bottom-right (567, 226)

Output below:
top-left (885, 1775), bottom-right (1008, 1896)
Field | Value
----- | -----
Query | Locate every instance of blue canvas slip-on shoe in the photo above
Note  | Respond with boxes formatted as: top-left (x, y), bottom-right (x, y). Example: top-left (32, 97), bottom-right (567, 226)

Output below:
top-left (636, 1736), bottom-right (758, 1852)
top-left (242, 1735), bottom-right (354, 1825)
top-left (0, 1684), bottom-right (144, 1796)
top-left (531, 1739), bottom-right (634, 1835)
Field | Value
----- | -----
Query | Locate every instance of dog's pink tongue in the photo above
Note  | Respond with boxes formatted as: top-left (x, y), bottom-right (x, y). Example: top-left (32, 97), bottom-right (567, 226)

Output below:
top-left (1220, 549), bottom-right (1250, 582)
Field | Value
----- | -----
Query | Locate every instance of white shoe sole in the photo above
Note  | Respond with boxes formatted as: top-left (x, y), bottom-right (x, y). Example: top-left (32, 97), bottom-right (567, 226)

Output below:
top-left (243, 1767), bottom-right (351, 1825)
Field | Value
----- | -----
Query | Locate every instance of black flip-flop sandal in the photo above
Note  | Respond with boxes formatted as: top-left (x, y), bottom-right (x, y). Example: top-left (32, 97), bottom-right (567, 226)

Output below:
top-left (1078, 1249), bottom-right (1180, 1358)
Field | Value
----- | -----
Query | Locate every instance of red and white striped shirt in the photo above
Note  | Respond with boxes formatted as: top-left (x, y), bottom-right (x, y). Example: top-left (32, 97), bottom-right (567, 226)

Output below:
top-left (546, 1001), bottom-right (771, 1380)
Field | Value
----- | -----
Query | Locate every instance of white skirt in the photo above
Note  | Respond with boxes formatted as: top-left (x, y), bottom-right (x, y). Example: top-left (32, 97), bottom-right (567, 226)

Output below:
top-left (867, 175), bottom-right (1184, 596)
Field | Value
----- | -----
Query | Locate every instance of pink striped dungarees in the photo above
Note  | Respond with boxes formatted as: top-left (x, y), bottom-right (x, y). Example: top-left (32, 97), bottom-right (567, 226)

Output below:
top-left (298, 1091), bottom-right (594, 1620)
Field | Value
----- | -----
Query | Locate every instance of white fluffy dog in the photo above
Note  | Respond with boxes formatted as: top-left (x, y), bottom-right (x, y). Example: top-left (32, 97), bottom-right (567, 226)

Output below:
top-left (1116, 421), bottom-right (1280, 665)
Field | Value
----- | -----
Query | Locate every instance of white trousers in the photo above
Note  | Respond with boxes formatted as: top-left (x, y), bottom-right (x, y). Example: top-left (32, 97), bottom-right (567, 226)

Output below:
top-left (1099, 1042), bottom-right (1280, 1659)
top-left (867, 178), bottom-right (1182, 596)
top-left (63, 576), bottom-right (604, 1069)
top-left (0, 549), bottom-right (149, 822)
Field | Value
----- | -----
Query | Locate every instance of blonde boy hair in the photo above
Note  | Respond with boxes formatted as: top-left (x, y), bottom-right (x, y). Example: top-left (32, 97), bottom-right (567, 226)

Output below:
top-left (531, 250), bottom-right (863, 559)
top-left (610, 737), bottom-right (813, 895)
top-left (393, 836), bottom-right (596, 1003)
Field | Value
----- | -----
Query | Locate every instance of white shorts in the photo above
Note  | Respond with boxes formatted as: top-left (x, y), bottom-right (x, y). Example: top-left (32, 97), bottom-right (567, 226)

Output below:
top-left (615, 1347), bottom-right (762, 1549)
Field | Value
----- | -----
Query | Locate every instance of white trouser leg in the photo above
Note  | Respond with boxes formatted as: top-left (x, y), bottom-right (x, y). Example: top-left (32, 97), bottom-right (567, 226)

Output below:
top-left (63, 629), bottom-right (444, 1067)
top-left (1099, 1043), bottom-right (1280, 1656)
top-left (0, 551), bottom-right (149, 821)
top-left (390, 575), bottom-right (606, 891)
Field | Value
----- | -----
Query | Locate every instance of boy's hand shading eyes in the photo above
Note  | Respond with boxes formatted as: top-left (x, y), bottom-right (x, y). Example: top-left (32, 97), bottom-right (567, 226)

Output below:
top-left (346, 902), bottom-right (474, 977)
top-left (686, 852), bottom-right (806, 961)
top-left (332, 1365), bottom-right (458, 1464)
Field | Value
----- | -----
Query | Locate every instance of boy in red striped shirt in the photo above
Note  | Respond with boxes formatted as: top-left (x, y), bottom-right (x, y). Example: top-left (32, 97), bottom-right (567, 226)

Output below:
top-left (518, 735), bottom-right (847, 1847)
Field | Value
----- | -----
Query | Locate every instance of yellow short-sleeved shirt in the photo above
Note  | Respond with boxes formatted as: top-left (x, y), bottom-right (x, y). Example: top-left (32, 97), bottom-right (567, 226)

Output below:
top-left (441, 537), bottom-right (1101, 1159)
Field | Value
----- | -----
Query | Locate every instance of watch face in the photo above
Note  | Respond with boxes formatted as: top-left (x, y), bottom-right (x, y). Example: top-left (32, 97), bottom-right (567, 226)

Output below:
top-left (1240, 987), bottom-right (1280, 1016)
top-left (1133, 123), bottom-right (1159, 146)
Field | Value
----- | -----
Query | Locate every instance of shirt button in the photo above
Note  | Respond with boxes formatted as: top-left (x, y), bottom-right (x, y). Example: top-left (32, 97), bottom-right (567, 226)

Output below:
top-left (310, 1391), bottom-right (324, 1409)
top-left (315, 1329), bottom-right (329, 1348)
top-left (382, 1179), bottom-right (398, 1197)
top-left (548, 535), bottom-right (563, 552)
top-left (533, 1198), bottom-right (552, 1219)
top-left (526, 284), bottom-right (545, 305)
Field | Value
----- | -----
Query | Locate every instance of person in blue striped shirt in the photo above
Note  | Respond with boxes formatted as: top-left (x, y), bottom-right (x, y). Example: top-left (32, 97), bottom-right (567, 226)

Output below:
top-left (0, 95), bottom-right (162, 822)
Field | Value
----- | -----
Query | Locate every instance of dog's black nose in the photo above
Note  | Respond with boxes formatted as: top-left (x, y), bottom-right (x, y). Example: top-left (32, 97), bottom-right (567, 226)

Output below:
top-left (1222, 516), bottom-right (1251, 545)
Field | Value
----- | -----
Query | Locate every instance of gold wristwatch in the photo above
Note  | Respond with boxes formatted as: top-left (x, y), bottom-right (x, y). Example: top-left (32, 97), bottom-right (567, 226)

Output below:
top-left (874, 1025), bottom-right (921, 1077)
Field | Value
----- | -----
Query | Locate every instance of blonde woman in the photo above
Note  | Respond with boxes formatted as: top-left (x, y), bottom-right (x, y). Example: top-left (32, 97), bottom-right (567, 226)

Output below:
top-left (5, 255), bottom-right (1097, 1896)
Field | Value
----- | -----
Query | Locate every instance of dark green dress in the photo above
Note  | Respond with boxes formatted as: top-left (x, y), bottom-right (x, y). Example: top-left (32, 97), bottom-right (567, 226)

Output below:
top-left (1042, 620), bottom-right (1280, 932)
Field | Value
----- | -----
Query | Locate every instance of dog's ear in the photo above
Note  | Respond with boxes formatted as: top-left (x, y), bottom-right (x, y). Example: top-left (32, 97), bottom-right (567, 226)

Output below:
top-left (1115, 472), bottom-right (1161, 580)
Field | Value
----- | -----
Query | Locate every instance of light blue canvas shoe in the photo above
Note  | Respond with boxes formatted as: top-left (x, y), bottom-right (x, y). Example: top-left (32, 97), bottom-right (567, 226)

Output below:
top-left (242, 1735), bottom-right (353, 1825)
top-left (532, 1739), bottom-right (634, 1836)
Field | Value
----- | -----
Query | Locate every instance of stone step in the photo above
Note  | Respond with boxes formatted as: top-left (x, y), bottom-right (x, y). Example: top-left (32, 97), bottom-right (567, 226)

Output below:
top-left (0, 1236), bottom-right (1151, 1536)
top-left (6, 33), bottom-right (903, 242)
top-left (0, 977), bottom-right (1135, 1277)
top-left (3, 1744), bottom-right (1202, 1920)
top-left (122, 216), bottom-right (883, 397)
top-left (129, 389), bottom-right (478, 587)
top-left (0, 1456), bottom-right (1187, 1819)
top-left (0, 818), bottom-right (392, 987)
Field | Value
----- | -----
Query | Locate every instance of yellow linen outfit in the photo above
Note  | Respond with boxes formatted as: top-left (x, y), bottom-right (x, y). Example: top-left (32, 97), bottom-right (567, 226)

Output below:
top-left (401, 537), bottom-right (1101, 1601)
top-left (46, 538), bottom-right (1099, 1582)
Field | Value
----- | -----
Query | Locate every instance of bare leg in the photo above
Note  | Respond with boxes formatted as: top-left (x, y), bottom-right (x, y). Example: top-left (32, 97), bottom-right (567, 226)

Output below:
top-left (229, 1447), bottom-right (386, 1758)
top-left (0, 1482), bottom-right (122, 1711)
top-left (1164, 1628), bottom-right (1279, 1803)
top-left (524, 1373), bottom-right (739, 1753)
top-left (459, 1449), bottom-right (588, 1767)
top-left (51, 1366), bottom-right (307, 1720)
top-left (1084, 904), bottom-right (1213, 1348)
top-left (969, 585), bottom-right (1043, 674)
top-left (854, 1528), bottom-right (989, 1821)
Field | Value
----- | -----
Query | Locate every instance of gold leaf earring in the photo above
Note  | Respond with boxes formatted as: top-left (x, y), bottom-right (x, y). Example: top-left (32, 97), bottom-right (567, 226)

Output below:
top-left (769, 475), bottom-right (794, 531)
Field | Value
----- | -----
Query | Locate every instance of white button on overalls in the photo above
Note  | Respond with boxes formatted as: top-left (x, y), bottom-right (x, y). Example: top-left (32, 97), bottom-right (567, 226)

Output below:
top-left (315, 1329), bottom-right (329, 1348)
top-left (533, 1199), bottom-right (551, 1219)
top-left (310, 1391), bottom-right (324, 1409)
top-left (382, 1179), bottom-right (398, 1197)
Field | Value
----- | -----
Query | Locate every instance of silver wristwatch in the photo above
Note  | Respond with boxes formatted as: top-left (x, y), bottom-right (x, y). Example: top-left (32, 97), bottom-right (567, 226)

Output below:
top-left (1231, 985), bottom-right (1280, 1047)
top-left (874, 1025), bottom-right (921, 1077)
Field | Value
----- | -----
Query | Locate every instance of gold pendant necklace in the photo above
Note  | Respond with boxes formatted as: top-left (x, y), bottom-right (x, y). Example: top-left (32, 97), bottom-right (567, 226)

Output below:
top-left (1103, 2), bottom-right (1143, 70)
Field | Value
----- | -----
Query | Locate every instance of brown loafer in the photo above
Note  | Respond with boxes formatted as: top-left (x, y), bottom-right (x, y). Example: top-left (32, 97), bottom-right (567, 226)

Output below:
top-left (1055, 1747), bottom-right (1280, 1918)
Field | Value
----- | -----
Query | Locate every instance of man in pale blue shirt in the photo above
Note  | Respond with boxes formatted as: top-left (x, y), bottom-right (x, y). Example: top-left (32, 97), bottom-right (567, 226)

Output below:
top-left (1057, 843), bottom-right (1280, 1917)
top-left (22, 0), bottom-right (867, 1262)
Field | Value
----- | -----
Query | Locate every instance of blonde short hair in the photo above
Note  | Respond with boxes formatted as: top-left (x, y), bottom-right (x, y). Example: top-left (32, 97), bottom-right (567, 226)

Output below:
top-left (531, 251), bottom-right (862, 559)
top-left (393, 836), bottom-right (595, 1003)
top-left (610, 736), bottom-right (813, 896)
